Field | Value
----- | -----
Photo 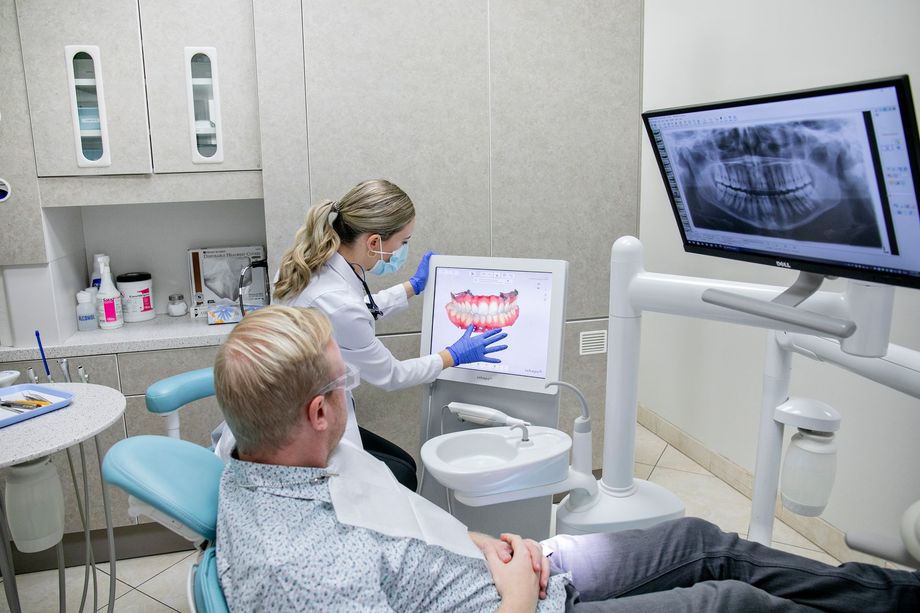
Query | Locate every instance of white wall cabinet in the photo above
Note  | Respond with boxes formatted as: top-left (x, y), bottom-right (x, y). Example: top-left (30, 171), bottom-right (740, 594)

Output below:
top-left (17, 0), bottom-right (153, 176)
top-left (16, 0), bottom-right (260, 178)
top-left (139, 0), bottom-right (261, 173)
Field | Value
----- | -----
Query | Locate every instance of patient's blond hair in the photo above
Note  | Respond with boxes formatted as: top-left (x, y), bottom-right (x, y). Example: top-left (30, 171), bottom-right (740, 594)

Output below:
top-left (273, 179), bottom-right (415, 301)
top-left (215, 306), bottom-right (333, 455)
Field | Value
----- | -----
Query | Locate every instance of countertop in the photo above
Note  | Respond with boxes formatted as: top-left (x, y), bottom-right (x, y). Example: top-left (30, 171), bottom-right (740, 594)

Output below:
top-left (0, 315), bottom-right (235, 361)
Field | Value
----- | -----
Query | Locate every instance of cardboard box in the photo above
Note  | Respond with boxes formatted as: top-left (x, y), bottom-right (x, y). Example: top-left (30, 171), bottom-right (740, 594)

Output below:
top-left (188, 246), bottom-right (266, 320)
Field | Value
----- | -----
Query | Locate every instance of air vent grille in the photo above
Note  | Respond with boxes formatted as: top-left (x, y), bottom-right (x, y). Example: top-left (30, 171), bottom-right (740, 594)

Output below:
top-left (579, 330), bottom-right (607, 355)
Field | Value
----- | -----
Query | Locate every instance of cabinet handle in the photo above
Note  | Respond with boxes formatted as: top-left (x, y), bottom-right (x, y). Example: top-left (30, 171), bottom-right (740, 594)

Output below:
top-left (184, 47), bottom-right (224, 164)
top-left (65, 45), bottom-right (112, 167)
top-left (0, 178), bottom-right (10, 203)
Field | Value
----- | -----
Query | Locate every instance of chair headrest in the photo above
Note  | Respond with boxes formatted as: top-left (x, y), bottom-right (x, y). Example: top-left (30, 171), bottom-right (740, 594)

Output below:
top-left (103, 435), bottom-right (224, 541)
top-left (145, 367), bottom-right (216, 414)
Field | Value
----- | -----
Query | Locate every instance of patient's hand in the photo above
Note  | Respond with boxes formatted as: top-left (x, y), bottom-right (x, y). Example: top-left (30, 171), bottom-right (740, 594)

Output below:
top-left (485, 534), bottom-right (539, 613)
top-left (469, 531), bottom-right (512, 564)
top-left (502, 533), bottom-right (550, 600)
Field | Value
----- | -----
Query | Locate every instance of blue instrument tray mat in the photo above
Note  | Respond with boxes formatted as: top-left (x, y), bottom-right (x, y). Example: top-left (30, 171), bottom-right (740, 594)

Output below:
top-left (0, 384), bottom-right (74, 429)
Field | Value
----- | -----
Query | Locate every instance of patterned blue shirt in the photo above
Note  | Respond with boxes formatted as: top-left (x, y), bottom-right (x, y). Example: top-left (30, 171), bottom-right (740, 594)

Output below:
top-left (216, 457), bottom-right (568, 612)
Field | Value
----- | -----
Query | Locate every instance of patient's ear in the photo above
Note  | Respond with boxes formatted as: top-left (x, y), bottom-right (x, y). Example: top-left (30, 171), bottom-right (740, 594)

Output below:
top-left (306, 395), bottom-right (329, 432)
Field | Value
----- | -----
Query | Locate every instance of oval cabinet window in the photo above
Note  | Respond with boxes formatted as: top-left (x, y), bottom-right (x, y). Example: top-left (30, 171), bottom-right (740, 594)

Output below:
top-left (65, 46), bottom-right (111, 167)
top-left (185, 47), bottom-right (224, 164)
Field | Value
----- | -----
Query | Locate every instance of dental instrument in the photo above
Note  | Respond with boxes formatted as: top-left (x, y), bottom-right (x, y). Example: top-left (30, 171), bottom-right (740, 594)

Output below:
top-left (446, 402), bottom-right (529, 427)
top-left (58, 358), bottom-right (71, 383)
top-left (26, 367), bottom-right (39, 385)
top-left (34, 329), bottom-right (53, 383)
top-left (78, 365), bottom-right (89, 384)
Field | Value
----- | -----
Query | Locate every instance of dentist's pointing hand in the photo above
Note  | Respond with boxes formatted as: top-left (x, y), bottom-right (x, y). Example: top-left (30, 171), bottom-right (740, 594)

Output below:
top-left (446, 325), bottom-right (508, 366)
top-left (409, 250), bottom-right (435, 295)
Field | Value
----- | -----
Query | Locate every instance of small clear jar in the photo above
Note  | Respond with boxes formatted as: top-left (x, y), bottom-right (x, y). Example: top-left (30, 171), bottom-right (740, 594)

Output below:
top-left (167, 293), bottom-right (188, 317)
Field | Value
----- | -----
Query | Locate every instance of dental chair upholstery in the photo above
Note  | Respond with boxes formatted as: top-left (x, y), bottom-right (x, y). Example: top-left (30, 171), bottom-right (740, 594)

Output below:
top-left (103, 435), bottom-right (228, 613)
top-left (145, 367), bottom-right (216, 440)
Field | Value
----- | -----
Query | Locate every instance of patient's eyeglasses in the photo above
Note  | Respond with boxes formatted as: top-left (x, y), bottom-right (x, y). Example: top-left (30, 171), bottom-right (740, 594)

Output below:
top-left (316, 363), bottom-right (360, 396)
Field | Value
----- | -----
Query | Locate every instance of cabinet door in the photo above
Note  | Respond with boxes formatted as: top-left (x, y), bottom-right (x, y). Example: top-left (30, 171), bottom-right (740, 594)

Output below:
top-left (139, 0), bottom-right (262, 173)
top-left (16, 0), bottom-right (152, 176)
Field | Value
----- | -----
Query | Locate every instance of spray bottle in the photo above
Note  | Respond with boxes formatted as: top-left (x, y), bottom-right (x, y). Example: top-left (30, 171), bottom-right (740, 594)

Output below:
top-left (90, 254), bottom-right (108, 290)
top-left (96, 262), bottom-right (124, 329)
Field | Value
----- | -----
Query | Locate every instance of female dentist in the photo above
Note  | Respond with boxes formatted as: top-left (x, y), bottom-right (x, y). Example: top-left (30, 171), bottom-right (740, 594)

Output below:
top-left (272, 179), bottom-right (508, 488)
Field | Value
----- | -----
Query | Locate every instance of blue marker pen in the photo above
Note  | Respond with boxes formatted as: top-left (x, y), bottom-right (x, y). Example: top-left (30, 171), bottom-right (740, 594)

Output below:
top-left (35, 330), bottom-right (53, 383)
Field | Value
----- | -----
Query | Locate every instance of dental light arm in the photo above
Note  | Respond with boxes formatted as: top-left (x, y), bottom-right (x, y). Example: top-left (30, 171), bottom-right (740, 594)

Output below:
top-left (446, 402), bottom-right (529, 427)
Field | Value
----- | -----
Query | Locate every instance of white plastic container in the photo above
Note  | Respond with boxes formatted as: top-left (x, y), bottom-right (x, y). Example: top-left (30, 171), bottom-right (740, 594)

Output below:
top-left (96, 263), bottom-right (124, 329)
top-left (117, 272), bottom-right (155, 323)
top-left (75, 290), bottom-right (97, 331)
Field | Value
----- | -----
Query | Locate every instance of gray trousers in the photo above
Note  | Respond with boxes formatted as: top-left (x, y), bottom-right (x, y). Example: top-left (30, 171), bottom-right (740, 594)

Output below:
top-left (541, 517), bottom-right (920, 612)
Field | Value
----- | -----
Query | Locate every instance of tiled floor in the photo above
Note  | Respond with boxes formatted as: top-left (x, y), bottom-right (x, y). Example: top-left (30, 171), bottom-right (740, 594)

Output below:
top-left (2, 424), bottom-right (838, 612)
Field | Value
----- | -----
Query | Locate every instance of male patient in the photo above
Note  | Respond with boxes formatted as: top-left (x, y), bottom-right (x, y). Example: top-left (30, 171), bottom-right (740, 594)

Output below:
top-left (214, 305), bottom-right (919, 612)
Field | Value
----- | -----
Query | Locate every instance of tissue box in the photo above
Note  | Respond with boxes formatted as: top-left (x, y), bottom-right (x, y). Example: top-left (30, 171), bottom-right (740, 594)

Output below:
top-left (206, 304), bottom-right (243, 325)
top-left (188, 246), bottom-right (266, 319)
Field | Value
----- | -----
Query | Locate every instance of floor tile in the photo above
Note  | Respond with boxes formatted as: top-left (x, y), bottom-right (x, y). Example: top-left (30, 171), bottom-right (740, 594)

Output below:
top-left (135, 551), bottom-right (197, 613)
top-left (108, 550), bottom-right (195, 588)
top-left (648, 465), bottom-right (821, 551)
top-left (107, 587), bottom-right (178, 612)
top-left (634, 462), bottom-right (654, 480)
top-left (0, 563), bottom-right (131, 613)
top-left (634, 423), bottom-right (667, 466)
top-left (656, 445), bottom-right (709, 475)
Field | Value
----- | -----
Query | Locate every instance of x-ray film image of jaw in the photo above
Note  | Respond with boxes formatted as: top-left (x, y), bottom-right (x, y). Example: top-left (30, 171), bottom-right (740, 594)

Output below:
top-left (669, 118), bottom-right (883, 247)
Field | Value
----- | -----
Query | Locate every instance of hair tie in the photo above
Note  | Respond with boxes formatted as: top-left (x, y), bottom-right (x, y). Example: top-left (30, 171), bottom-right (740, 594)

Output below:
top-left (328, 201), bottom-right (339, 225)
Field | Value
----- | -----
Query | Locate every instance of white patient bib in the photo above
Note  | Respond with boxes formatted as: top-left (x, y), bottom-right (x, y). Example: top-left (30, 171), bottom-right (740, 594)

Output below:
top-left (327, 441), bottom-right (484, 560)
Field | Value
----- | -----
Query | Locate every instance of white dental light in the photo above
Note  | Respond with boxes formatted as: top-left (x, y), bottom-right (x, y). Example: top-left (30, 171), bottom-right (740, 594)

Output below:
top-left (774, 397), bottom-right (841, 517)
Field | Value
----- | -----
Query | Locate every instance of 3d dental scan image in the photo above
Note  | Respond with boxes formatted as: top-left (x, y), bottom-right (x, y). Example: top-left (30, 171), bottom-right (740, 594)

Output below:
top-left (445, 289), bottom-right (520, 332)
top-left (430, 267), bottom-right (553, 379)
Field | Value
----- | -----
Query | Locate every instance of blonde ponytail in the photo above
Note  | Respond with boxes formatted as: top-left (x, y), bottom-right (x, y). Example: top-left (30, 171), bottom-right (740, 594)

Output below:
top-left (273, 200), bottom-right (340, 301)
top-left (273, 180), bottom-right (416, 302)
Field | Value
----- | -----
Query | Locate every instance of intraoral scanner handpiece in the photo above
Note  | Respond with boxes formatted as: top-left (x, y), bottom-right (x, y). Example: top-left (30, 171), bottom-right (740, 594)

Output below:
top-left (447, 402), bottom-right (529, 427)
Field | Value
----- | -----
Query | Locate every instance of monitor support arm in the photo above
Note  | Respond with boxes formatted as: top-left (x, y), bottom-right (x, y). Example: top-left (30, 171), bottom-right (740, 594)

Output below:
top-left (565, 236), bottom-right (920, 546)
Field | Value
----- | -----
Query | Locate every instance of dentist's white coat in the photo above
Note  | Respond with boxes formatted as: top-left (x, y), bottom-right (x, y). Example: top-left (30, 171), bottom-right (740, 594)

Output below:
top-left (277, 252), bottom-right (443, 448)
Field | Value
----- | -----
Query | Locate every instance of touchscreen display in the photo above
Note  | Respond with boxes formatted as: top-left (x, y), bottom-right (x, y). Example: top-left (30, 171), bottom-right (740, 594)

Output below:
top-left (429, 266), bottom-right (553, 379)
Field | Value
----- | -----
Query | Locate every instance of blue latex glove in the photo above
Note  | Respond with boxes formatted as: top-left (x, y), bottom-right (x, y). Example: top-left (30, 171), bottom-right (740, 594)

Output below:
top-left (446, 325), bottom-right (508, 365)
top-left (409, 250), bottom-right (435, 295)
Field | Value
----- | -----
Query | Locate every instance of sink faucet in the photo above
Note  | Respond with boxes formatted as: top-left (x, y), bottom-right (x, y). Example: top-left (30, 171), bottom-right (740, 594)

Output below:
top-left (509, 423), bottom-right (530, 442)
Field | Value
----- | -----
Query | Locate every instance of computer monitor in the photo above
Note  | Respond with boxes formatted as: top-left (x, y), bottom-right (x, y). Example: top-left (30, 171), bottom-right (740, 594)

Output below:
top-left (420, 255), bottom-right (568, 394)
top-left (642, 75), bottom-right (920, 289)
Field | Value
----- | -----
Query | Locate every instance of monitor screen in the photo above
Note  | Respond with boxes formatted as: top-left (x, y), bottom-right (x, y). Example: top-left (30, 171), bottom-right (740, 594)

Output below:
top-left (642, 76), bottom-right (920, 289)
top-left (421, 256), bottom-right (568, 394)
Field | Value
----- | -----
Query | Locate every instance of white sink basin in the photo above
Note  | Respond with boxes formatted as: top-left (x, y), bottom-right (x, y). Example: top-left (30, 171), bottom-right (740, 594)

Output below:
top-left (421, 426), bottom-right (572, 497)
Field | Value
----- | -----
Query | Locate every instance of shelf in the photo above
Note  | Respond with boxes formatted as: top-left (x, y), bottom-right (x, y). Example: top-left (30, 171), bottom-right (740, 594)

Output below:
top-left (191, 78), bottom-right (213, 86)
top-left (73, 78), bottom-right (97, 87)
top-left (79, 129), bottom-right (102, 137)
top-left (0, 313), bottom-right (234, 361)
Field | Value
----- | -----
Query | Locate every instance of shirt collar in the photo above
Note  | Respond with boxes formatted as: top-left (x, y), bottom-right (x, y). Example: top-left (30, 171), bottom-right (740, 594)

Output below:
top-left (327, 252), bottom-right (367, 295)
top-left (223, 456), bottom-right (335, 503)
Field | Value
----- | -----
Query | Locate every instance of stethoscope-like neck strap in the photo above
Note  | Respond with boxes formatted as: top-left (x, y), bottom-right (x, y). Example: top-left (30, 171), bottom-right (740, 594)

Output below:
top-left (348, 262), bottom-right (382, 320)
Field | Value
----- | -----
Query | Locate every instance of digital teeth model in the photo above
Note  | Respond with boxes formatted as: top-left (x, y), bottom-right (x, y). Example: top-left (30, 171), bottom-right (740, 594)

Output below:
top-left (445, 289), bottom-right (520, 332)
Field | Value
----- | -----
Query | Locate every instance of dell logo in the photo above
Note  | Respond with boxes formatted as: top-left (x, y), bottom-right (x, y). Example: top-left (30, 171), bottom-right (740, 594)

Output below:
top-left (776, 260), bottom-right (792, 268)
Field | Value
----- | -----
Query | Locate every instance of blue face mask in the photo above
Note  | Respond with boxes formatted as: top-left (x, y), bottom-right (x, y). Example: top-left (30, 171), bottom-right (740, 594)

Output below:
top-left (369, 242), bottom-right (409, 276)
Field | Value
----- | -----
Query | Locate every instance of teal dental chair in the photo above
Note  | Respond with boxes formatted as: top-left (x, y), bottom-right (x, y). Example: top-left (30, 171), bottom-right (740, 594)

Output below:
top-left (103, 367), bottom-right (228, 612)
top-left (103, 435), bottom-right (228, 613)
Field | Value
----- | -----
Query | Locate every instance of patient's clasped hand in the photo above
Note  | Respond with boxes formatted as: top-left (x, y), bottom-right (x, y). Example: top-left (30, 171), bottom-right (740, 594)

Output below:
top-left (213, 305), bottom-right (920, 612)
